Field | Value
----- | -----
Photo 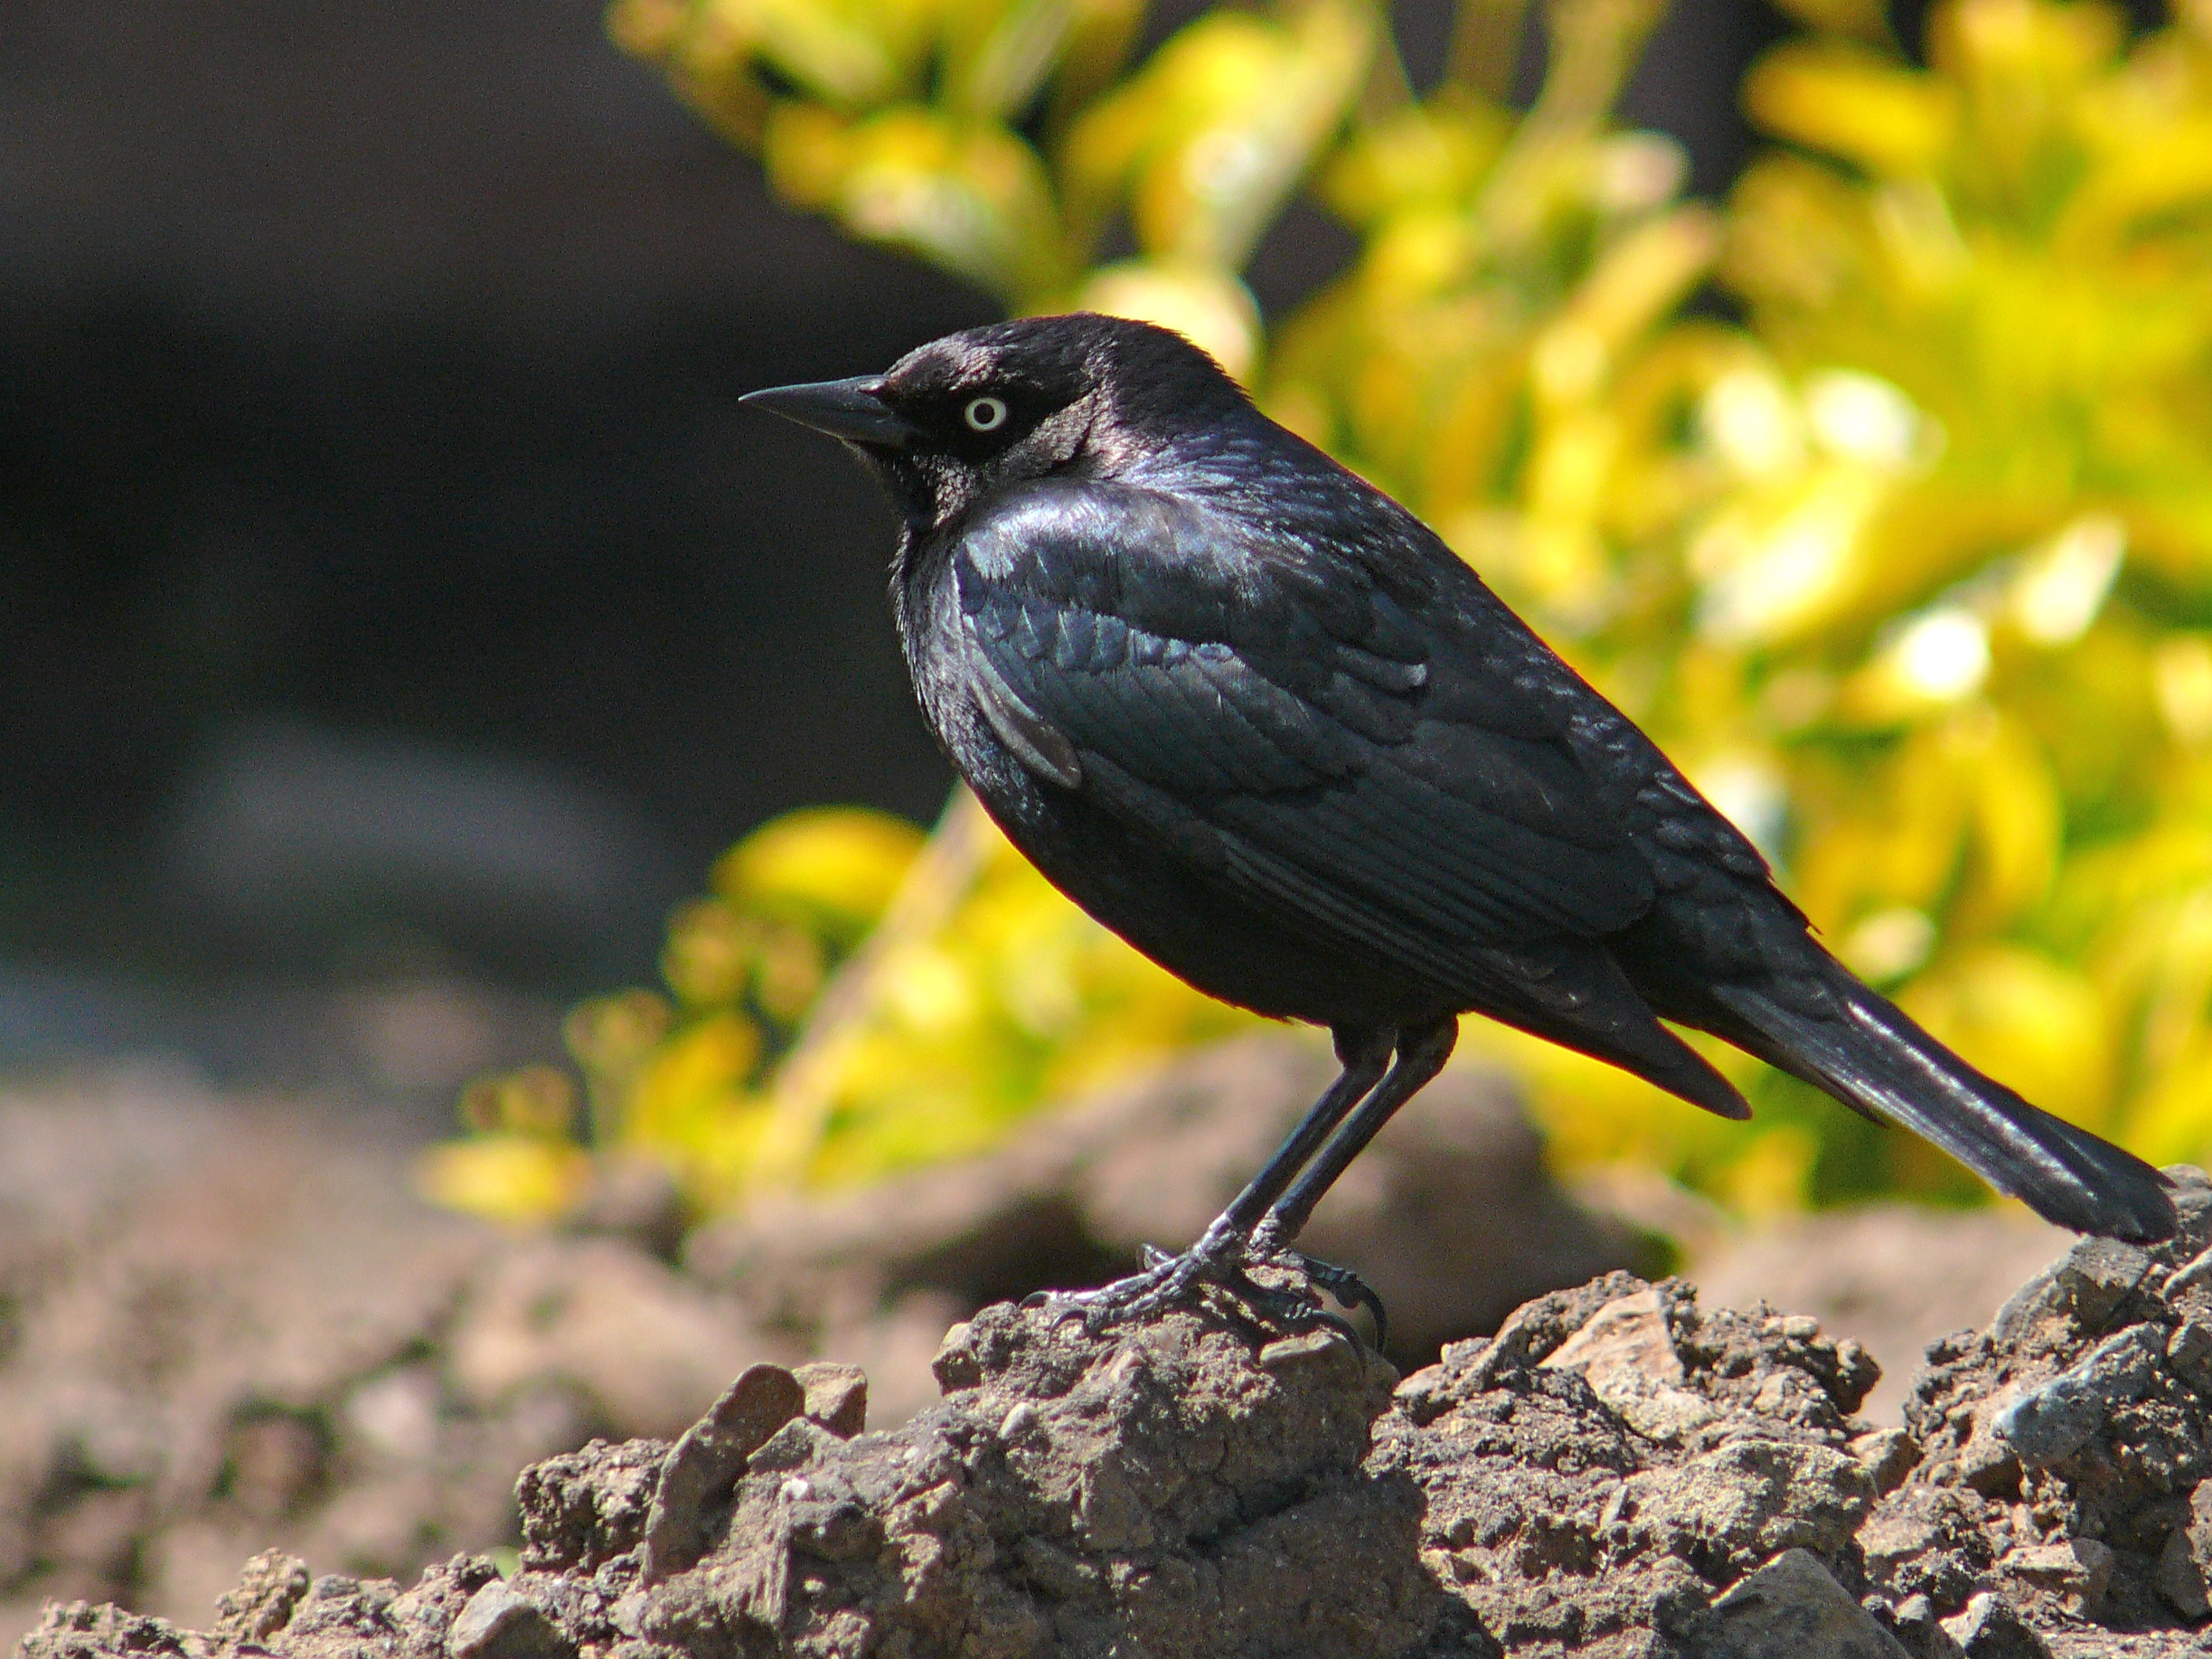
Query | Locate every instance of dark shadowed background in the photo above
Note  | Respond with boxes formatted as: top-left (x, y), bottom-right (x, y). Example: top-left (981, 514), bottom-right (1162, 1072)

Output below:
top-left (1, 0), bottom-right (1822, 1105)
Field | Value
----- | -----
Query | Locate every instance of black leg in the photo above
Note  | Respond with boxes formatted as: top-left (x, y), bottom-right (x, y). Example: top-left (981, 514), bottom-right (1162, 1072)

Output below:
top-left (1022, 1023), bottom-right (1392, 1329)
top-left (1255, 1016), bottom-right (1458, 1249)
top-left (1182, 1023), bottom-right (1393, 1257)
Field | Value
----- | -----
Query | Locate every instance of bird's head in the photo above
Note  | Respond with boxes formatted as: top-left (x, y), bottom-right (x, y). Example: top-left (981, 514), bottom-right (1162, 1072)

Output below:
top-left (741, 314), bottom-right (1249, 527)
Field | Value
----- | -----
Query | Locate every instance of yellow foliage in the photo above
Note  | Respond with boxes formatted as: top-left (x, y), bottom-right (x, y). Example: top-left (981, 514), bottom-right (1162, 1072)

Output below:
top-left (1059, 0), bottom-right (1376, 267)
top-left (724, 796), bottom-right (1252, 1195)
top-left (413, 1135), bottom-right (596, 1227)
top-left (427, 0), bottom-right (2212, 1230)
top-left (419, 1063), bottom-right (593, 1221)
top-left (712, 806), bottom-right (926, 943)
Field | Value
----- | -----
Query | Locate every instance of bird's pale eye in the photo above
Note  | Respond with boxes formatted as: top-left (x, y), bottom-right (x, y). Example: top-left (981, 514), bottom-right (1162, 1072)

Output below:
top-left (963, 396), bottom-right (1009, 433)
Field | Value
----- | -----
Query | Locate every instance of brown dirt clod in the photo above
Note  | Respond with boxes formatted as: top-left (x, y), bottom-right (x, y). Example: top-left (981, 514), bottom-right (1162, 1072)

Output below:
top-left (24, 1124), bottom-right (2212, 1655)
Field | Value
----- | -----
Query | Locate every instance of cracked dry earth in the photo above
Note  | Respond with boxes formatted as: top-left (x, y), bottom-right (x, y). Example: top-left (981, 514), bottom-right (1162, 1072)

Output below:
top-left (29, 1163), bottom-right (2212, 1658)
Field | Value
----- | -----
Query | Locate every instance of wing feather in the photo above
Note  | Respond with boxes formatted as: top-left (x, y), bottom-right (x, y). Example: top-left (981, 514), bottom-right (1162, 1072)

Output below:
top-left (953, 478), bottom-right (1658, 971)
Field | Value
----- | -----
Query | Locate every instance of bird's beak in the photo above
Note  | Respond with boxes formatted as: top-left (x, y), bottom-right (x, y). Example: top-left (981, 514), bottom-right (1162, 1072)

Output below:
top-left (739, 376), bottom-right (916, 448)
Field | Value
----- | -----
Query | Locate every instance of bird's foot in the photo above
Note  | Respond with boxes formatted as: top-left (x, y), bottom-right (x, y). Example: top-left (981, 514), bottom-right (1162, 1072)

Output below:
top-left (1022, 1223), bottom-right (1383, 1348)
top-left (1277, 1250), bottom-right (1388, 1352)
top-left (1021, 1223), bottom-right (1253, 1332)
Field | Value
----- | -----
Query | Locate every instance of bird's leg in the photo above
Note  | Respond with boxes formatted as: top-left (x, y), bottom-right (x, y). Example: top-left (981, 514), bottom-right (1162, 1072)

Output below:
top-left (1023, 1026), bottom-right (1392, 1330)
top-left (1245, 1016), bottom-right (1460, 1344)
top-left (1255, 1017), bottom-right (1457, 1247)
top-left (1171, 1024), bottom-right (1394, 1272)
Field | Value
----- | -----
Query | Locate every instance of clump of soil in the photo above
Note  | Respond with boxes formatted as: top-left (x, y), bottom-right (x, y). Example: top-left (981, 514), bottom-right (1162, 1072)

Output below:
top-left (46, 1174), bottom-right (2212, 1659)
top-left (52, 1163), bottom-right (2212, 1659)
top-left (1380, 1270), bottom-right (1887, 1654)
top-left (0, 1038), bottom-right (1647, 1645)
top-left (0, 1073), bottom-right (786, 1647)
top-left (1868, 1165), bottom-right (2212, 1652)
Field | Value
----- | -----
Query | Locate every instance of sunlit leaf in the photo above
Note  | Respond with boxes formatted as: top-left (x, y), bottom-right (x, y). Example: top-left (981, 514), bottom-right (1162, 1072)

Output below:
top-left (413, 1135), bottom-right (593, 1227)
top-left (662, 899), bottom-right (758, 1007)
top-left (713, 805), bottom-right (927, 944)
top-left (942, 0), bottom-right (1079, 122)
top-left (1061, 0), bottom-right (1376, 268)
top-left (1071, 258), bottom-right (1261, 382)
top-left (1320, 102), bottom-right (1512, 228)
top-left (1764, 0), bottom-right (1895, 45)
top-left (459, 1064), bottom-right (579, 1138)
top-left (1745, 43), bottom-right (1961, 177)
top-left (705, 0), bottom-right (937, 108)
top-left (766, 104), bottom-right (1072, 301)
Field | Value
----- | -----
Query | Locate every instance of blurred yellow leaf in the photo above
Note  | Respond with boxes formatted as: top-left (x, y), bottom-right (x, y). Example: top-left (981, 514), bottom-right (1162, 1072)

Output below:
top-left (662, 898), bottom-right (757, 1007)
top-left (1320, 102), bottom-right (1512, 228)
top-left (705, 0), bottom-right (937, 108)
top-left (2122, 1046), bottom-right (2212, 1169)
top-left (1542, 207), bottom-right (1720, 388)
top-left (1061, 0), bottom-right (1375, 267)
top-left (566, 988), bottom-right (676, 1079)
top-left (942, 0), bottom-right (1078, 121)
top-left (1518, 0), bottom-right (1671, 137)
top-left (713, 805), bottom-right (927, 942)
top-left (1954, 709), bottom-right (2063, 931)
top-left (1718, 1123), bottom-right (1821, 1216)
top-left (458, 1063), bottom-right (579, 1138)
top-left (1071, 258), bottom-right (1261, 382)
top-left (1746, 43), bottom-right (1961, 177)
top-left (413, 1135), bottom-right (593, 1226)
top-left (628, 1012), bottom-right (766, 1153)
top-left (1764, 0), bottom-right (1895, 44)
top-left (766, 104), bottom-right (1071, 301)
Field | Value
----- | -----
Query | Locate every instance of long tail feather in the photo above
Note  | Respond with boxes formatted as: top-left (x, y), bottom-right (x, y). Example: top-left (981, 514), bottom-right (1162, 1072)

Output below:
top-left (1716, 969), bottom-right (2176, 1242)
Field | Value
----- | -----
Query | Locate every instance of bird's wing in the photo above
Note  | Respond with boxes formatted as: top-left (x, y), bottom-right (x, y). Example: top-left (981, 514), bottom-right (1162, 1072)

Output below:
top-left (951, 479), bottom-right (1656, 964)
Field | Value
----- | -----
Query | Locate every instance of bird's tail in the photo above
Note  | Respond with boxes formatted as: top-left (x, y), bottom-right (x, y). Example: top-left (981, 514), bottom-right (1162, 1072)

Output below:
top-left (1712, 965), bottom-right (2177, 1243)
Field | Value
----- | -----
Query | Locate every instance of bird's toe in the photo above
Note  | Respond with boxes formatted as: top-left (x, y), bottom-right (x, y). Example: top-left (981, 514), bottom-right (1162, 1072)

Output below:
top-left (1284, 1252), bottom-right (1388, 1352)
top-left (1018, 1235), bottom-right (1382, 1349)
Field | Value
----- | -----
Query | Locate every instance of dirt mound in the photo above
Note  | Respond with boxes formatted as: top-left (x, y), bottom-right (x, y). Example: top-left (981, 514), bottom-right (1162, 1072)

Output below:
top-left (45, 1173), bottom-right (2212, 1659)
top-left (24, 1062), bottom-right (2212, 1655)
top-left (28, 1278), bottom-right (1860, 1659)
top-left (1870, 1167), bottom-right (2212, 1654)
top-left (0, 1071), bottom-right (789, 1648)
top-left (1380, 1271), bottom-right (1886, 1654)
top-left (1689, 1204), bottom-right (2075, 1426)
top-left (0, 1040), bottom-right (1647, 1645)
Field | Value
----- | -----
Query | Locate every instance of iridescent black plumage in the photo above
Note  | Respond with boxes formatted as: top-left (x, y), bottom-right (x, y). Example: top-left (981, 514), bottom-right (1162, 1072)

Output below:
top-left (744, 313), bottom-right (2174, 1327)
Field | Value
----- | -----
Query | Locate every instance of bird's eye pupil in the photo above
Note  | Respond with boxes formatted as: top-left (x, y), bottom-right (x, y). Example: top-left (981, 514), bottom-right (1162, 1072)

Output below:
top-left (964, 396), bottom-right (1008, 432)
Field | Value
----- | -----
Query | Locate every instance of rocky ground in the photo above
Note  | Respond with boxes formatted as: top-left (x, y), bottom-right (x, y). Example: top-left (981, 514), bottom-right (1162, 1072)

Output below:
top-left (0, 1034), bottom-right (1646, 1648)
top-left (9, 1036), bottom-right (2207, 1655)
top-left (30, 1179), bottom-right (2212, 1658)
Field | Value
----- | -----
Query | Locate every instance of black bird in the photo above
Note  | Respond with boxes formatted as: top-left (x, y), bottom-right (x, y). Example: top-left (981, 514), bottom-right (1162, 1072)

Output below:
top-left (743, 313), bottom-right (2176, 1331)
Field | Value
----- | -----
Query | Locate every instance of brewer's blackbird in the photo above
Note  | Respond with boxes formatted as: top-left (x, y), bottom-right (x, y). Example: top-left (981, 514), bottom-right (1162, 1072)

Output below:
top-left (744, 313), bottom-right (2175, 1331)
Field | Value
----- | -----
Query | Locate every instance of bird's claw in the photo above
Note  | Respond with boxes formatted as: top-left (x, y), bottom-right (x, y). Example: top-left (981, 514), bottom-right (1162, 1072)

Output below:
top-left (1021, 1241), bottom-right (1236, 1333)
top-left (1021, 1236), bottom-right (1386, 1350)
top-left (1282, 1250), bottom-right (1388, 1352)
